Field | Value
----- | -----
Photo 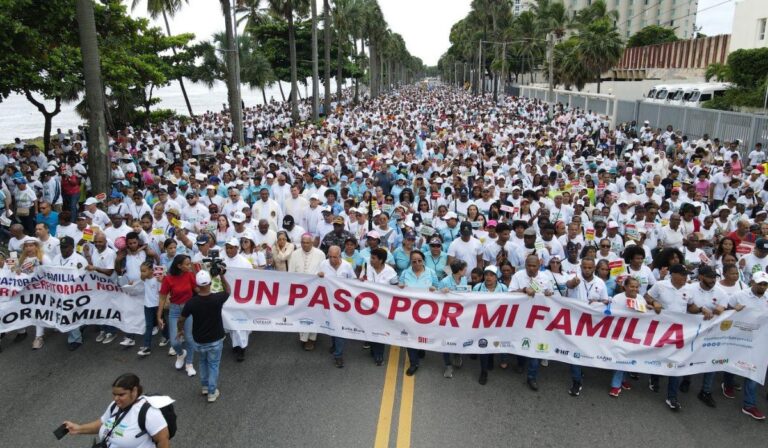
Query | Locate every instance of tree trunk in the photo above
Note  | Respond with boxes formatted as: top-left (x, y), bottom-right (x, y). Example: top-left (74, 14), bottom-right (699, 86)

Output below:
top-left (369, 41), bottom-right (378, 97)
top-left (278, 81), bottom-right (286, 101)
top-left (596, 72), bottom-right (602, 94)
top-left (323, 0), bottom-right (331, 116)
top-left (221, 0), bottom-right (244, 143)
top-left (336, 33), bottom-right (343, 100)
top-left (261, 86), bottom-right (267, 105)
top-left (353, 38), bottom-right (359, 103)
top-left (310, 0), bottom-right (319, 121)
top-left (24, 90), bottom-right (61, 154)
top-left (75, 0), bottom-right (110, 196)
top-left (288, 3), bottom-right (300, 123)
top-left (162, 9), bottom-right (194, 117)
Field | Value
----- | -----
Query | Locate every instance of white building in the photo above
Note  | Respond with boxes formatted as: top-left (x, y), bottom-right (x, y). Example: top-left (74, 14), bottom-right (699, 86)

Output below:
top-left (566, 0), bottom-right (698, 40)
top-left (729, 0), bottom-right (768, 52)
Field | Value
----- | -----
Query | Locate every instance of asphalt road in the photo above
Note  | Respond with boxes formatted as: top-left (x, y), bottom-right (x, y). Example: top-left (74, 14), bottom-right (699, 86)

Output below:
top-left (1, 328), bottom-right (766, 448)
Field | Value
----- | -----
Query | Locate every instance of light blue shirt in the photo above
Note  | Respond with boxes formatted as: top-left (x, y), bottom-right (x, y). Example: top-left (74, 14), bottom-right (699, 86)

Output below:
top-left (439, 275), bottom-right (468, 291)
top-left (473, 282), bottom-right (509, 293)
top-left (399, 267), bottom-right (439, 289)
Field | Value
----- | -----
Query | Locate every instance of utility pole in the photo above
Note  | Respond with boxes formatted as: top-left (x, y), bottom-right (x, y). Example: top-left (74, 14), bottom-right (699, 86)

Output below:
top-left (547, 32), bottom-right (554, 103)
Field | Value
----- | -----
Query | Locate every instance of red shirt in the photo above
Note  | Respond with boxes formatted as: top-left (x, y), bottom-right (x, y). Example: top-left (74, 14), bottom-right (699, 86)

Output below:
top-left (159, 272), bottom-right (196, 305)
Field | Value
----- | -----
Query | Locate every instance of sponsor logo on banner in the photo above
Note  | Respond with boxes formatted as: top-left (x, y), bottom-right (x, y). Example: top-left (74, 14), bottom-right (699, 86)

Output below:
top-left (573, 352), bottom-right (581, 359)
top-left (667, 362), bottom-right (678, 368)
top-left (275, 317), bottom-right (293, 327)
top-left (372, 330), bottom-right (390, 337)
top-left (736, 360), bottom-right (757, 372)
top-left (442, 340), bottom-right (457, 347)
top-left (644, 360), bottom-right (662, 367)
top-left (253, 318), bottom-right (271, 325)
top-left (720, 320), bottom-right (733, 331)
top-left (493, 340), bottom-right (513, 348)
top-left (230, 317), bottom-right (248, 323)
top-left (702, 342), bottom-right (722, 347)
top-left (711, 358), bottom-right (729, 365)
top-left (320, 321), bottom-right (334, 331)
top-left (478, 338), bottom-right (488, 348)
top-left (616, 359), bottom-right (638, 366)
top-left (554, 348), bottom-right (570, 356)
top-left (535, 343), bottom-right (549, 353)
top-left (689, 361), bottom-right (706, 366)
top-left (418, 336), bottom-right (433, 344)
top-left (298, 318), bottom-right (314, 326)
top-left (597, 355), bottom-right (613, 362)
top-left (342, 326), bottom-right (365, 334)
top-left (734, 321), bottom-right (758, 332)
top-left (521, 338), bottom-right (531, 350)
top-left (463, 339), bottom-right (474, 347)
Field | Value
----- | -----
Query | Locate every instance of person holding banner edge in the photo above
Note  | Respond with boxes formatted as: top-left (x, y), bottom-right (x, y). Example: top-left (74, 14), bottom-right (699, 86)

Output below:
top-left (399, 250), bottom-right (439, 376)
top-left (360, 247), bottom-right (398, 366)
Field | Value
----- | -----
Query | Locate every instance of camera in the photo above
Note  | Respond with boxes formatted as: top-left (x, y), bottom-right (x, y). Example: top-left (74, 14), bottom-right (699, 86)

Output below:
top-left (203, 249), bottom-right (226, 276)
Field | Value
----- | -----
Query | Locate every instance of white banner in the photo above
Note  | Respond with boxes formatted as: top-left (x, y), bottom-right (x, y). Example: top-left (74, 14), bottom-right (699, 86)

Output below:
top-left (223, 268), bottom-right (768, 384)
top-left (0, 267), bottom-right (144, 334)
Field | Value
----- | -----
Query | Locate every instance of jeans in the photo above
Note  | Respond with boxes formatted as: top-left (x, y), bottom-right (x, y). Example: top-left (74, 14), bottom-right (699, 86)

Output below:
top-left (168, 303), bottom-right (195, 365)
top-left (522, 356), bottom-right (583, 382)
top-left (724, 372), bottom-right (758, 407)
top-left (611, 371), bottom-right (627, 388)
top-left (101, 325), bottom-right (118, 335)
top-left (198, 338), bottom-right (224, 395)
top-left (406, 348), bottom-right (419, 367)
top-left (63, 194), bottom-right (79, 218)
top-left (651, 375), bottom-right (681, 400)
top-left (67, 327), bottom-right (82, 344)
top-left (332, 337), bottom-right (345, 358)
top-left (371, 342), bottom-right (385, 361)
top-left (442, 352), bottom-right (452, 366)
top-left (701, 372), bottom-right (716, 394)
top-left (480, 354), bottom-right (495, 372)
top-left (143, 306), bottom-right (168, 348)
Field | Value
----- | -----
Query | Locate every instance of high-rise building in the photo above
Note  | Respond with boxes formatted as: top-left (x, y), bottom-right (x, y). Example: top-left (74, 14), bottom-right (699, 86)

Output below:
top-left (511, 0), bottom-right (536, 16)
top-left (565, 0), bottom-right (698, 40)
top-left (729, 0), bottom-right (768, 52)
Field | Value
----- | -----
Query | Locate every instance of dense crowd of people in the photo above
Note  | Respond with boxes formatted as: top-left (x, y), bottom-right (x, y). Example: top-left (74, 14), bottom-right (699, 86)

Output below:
top-left (1, 84), bottom-right (767, 419)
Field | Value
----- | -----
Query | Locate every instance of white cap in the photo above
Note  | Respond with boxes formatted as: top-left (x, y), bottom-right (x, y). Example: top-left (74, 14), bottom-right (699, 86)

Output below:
top-left (444, 211), bottom-right (458, 220)
top-left (232, 212), bottom-right (246, 223)
top-left (753, 271), bottom-right (768, 284)
top-left (225, 238), bottom-right (241, 247)
top-left (84, 197), bottom-right (99, 206)
top-left (196, 270), bottom-right (212, 286)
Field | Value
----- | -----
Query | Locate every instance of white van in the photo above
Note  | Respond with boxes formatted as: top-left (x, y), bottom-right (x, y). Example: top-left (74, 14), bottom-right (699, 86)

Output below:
top-left (668, 84), bottom-right (698, 106)
top-left (684, 83), bottom-right (733, 107)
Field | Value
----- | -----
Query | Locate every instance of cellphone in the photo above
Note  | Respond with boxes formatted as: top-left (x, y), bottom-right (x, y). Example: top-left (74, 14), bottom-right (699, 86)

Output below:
top-left (53, 423), bottom-right (69, 440)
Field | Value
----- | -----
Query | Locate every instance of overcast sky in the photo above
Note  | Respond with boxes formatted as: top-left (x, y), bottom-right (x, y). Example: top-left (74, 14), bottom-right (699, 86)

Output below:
top-left (130, 0), bottom-right (736, 67)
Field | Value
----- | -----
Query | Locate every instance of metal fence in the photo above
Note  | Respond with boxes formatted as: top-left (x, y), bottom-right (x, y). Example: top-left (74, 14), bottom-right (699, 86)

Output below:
top-left (519, 86), bottom-right (768, 152)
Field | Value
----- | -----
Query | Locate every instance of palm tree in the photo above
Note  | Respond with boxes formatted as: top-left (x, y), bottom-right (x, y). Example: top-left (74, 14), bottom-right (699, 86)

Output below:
top-left (267, 0), bottom-right (309, 122)
top-left (220, 0), bottom-right (244, 143)
top-left (332, 0), bottom-right (351, 100)
top-left (323, 0), bottom-right (331, 114)
top-left (573, 0), bottom-right (619, 30)
top-left (75, 0), bottom-right (109, 195)
top-left (577, 17), bottom-right (623, 93)
top-left (510, 11), bottom-right (544, 84)
top-left (310, 0), bottom-right (319, 120)
top-left (359, 0), bottom-right (386, 97)
top-left (131, 0), bottom-right (194, 116)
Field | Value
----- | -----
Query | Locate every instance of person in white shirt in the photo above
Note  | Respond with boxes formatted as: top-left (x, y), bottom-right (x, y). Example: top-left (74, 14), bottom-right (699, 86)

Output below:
top-left (251, 187), bottom-right (282, 232)
top-left (318, 245), bottom-right (356, 367)
top-left (283, 186), bottom-right (310, 230)
top-left (683, 265), bottom-right (728, 405)
top-left (104, 214), bottom-right (132, 245)
top-left (658, 213), bottom-right (684, 250)
top-left (251, 219), bottom-right (277, 249)
top-left (447, 222), bottom-right (484, 279)
top-left (288, 234), bottom-right (326, 350)
top-left (740, 238), bottom-right (768, 282)
top-left (181, 191), bottom-right (210, 232)
top-left (359, 246), bottom-right (397, 366)
top-left (222, 238), bottom-right (254, 361)
top-left (35, 222), bottom-right (60, 260)
top-left (53, 236), bottom-right (89, 350)
top-left (83, 197), bottom-right (111, 229)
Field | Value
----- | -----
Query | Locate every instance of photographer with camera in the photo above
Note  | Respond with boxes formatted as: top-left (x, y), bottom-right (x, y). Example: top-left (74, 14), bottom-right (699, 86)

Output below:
top-left (177, 269), bottom-right (231, 403)
top-left (62, 373), bottom-right (170, 448)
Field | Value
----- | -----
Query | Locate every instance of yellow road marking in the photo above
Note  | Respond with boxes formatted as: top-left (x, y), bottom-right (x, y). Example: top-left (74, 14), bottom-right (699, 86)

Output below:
top-left (374, 346), bottom-right (401, 448)
top-left (396, 359), bottom-right (415, 448)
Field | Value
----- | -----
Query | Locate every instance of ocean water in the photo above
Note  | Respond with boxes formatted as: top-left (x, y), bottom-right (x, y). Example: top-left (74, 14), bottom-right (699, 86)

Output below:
top-left (0, 78), bottom-right (346, 144)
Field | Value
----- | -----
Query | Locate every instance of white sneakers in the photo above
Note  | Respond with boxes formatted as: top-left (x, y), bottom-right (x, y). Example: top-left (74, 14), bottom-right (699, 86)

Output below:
top-left (185, 363), bottom-right (196, 377)
top-left (207, 389), bottom-right (220, 403)
top-left (159, 338), bottom-right (170, 347)
top-left (175, 350), bottom-right (187, 369)
top-left (102, 333), bottom-right (117, 344)
top-left (168, 346), bottom-right (176, 356)
top-left (201, 387), bottom-right (209, 396)
top-left (32, 337), bottom-right (44, 350)
top-left (137, 347), bottom-right (151, 357)
top-left (119, 337), bottom-right (135, 347)
top-left (95, 331), bottom-right (106, 342)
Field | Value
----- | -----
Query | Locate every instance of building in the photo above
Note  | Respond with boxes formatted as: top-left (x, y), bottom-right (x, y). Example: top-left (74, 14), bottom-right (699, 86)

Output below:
top-left (566, 0), bottom-right (698, 40)
top-left (511, 0), bottom-right (536, 16)
top-left (729, 0), bottom-right (768, 52)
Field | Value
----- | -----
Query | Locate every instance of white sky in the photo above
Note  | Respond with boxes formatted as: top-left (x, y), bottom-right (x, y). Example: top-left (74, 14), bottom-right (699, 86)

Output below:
top-left (129, 0), bottom-right (736, 67)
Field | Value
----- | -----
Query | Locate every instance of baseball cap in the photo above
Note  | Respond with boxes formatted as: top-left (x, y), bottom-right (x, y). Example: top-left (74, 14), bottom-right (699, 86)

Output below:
top-left (523, 227), bottom-right (537, 236)
top-left (752, 271), bottom-right (768, 284)
top-left (232, 212), bottom-right (246, 224)
top-left (366, 230), bottom-right (381, 240)
top-left (84, 197), bottom-right (99, 206)
top-left (487, 220), bottom-right (498, 228)
top-left (332, 216), bottom-right (344, 225)
top-left (757, 238), bottom-right (768, 251)
top-left (444, 211), bottom-right (458, 220)
top-left (225, 238), bottom-right (240, 247)
top-left (196, 234), bottom-right (210, 245)
top-left (428, 237), bottom-right (442, 246)
top-left (484, 265), bottom-right (499, 276)
top-left (459, 221), bottom-right (473, 236)
top-left (196, 270), bottom-right (212, 286)
top-left (283, 215), bottom-right (295, 226)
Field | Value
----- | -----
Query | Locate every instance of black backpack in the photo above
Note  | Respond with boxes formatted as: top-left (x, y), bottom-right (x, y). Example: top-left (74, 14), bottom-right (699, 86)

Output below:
top-left (109, 395), bottom-right (177, 440)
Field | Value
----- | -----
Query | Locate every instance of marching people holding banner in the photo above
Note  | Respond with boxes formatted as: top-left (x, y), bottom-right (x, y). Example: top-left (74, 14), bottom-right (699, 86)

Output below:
top-left (288, 233), bottom-right (325, 351)
top-left (399, 250), bottom-right (439, 376)
top-left (472, 265), bottom-right (508, 386)
top-left (222, 239), bottom-right (253, 362)
top-left (361, 247), bottom-right (398, 366)
top-left (318, 246), bottom-right (356, 368)
top-left (53, 236), bottom-right (89, 351)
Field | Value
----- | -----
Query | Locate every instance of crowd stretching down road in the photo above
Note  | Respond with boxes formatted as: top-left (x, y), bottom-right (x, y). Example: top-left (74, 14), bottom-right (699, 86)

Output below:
top-left (2, 84), bottom-right (768, 434)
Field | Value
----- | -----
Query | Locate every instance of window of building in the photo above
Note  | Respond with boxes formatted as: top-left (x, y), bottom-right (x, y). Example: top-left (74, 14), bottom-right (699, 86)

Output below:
top-left (759, 18), bottom-right (767, 41)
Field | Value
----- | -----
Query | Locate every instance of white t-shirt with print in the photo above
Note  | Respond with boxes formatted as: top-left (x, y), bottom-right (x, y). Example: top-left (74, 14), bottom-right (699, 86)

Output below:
top-left (98, 397), bottom-right (167, 448)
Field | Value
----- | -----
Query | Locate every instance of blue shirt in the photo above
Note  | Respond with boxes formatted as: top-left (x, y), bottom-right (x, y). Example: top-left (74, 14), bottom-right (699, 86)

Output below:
top-left (439, 226), bottom-right (459, 251)
top-left (473, 282), bottom-right (509, 293)
top-left (392, 248), bottom-right (412, 274)
top-left (399, 267), bottom-right (439, 289)
top-left (36, 211), bottom-right (59, 236)
top-left (423, 251), bottom-right (448, 279)
top-left (439, 275), bottom-right (468, 291)
top-left (341, 249), bottom-right (364, 269)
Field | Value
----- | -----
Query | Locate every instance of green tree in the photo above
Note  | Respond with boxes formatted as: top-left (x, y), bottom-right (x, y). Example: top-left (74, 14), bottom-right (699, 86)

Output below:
top-left (627, 25), bottom-right (678, 48)
top-left (220, 0), bottom-right (243, 143)
top-left (267, 0), bottom-right (310, 123)
top-left (130, 0), bottom-right (194, 116)
top-left (705, 62), bottom-right (731, 83)
top-left (323, 0), bottom-right (331, 113)
top-left (576, 17), bottom-right (623, 93)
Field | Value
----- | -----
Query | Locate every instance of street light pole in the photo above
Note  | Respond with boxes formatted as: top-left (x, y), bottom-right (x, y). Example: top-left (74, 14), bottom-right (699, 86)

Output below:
top-left (478, 40), bottom-right (483, 95)
top-left (548, 32), bottom-right (554, 103)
